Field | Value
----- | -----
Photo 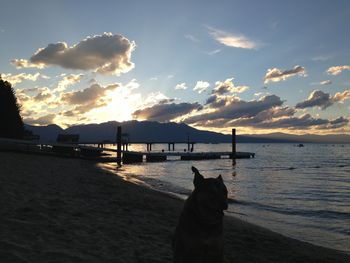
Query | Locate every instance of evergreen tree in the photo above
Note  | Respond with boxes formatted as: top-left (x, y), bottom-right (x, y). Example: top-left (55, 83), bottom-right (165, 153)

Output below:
top-left (0, 75), bottom-right (25, 139)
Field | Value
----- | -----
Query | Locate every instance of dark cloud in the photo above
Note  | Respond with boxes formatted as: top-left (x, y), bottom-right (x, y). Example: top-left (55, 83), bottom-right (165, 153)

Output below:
top-left (158, 98), bottom-right (175, 104)
top-left (132, 102), bottom-right (201, 122)
top-left (61, 83), bottom-right (118, 114)
top-left (295, 90), bottom-right (332, 109)
top-left (190, 106), bottom-right (294, 128)
top-left (229, 113), bottom-right (348, 130)
top-left (185, 95), bottom-right (284, 124)
top-left (62, 83), bottom-right (117, 105)
top-left (132, 87), bottom-right (348, 131)
top-left (264, 65), bottom-right (306, 84)
top-left (60, 110), bottom-right (75, 117)
top-left (20, 33), bottom-right (135, 75)
top-left (205, 95), bottom-right (229, 108)
top-left (296, 90), bottom-right (350, 110)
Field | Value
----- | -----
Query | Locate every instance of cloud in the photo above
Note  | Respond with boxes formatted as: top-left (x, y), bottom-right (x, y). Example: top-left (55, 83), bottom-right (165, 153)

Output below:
top-left (185, 34), bottom-right (199, 42)
top-left (208, 27), bottom-right (257, 49)
top-left (175, 82), bottom-right (188, 90)
top-left (60, 110), bottom-right (76, 117)
top-left (205, 95), bottom-right (229, 108)
top-left (185, 94), bottom-right (284, 124)
top-left (33, 87), bottom-right (52, 102)
top-left (1, 72), bottom-right (41, 85)
top-left (15, 33), bottom-right (135, 75)
top-left (296, 89), bottom-right (350, 110)
top-left (61, 83), bottom-right (119, 113)
top-left (319, 80), bottom-right (332, 85)
top-left (212, 78), bottom-right (249, 95)
top-left (193, 81), bottom-right (210, 94)
top-left (24, 114), bottom-right (56, 126)
top-left (132, 101), bottom-right (201, 122)
top-left (141, 92), bottom-right (170, 107)
top-left (229, 113), bottom-right (348, 130)
top-left (263, 65), bottom-right (306, 84)
top-left (311, 80), bottom-right (332, 86)
top-left (11, 59), bottom-right (45, 69)
top-left (332, 90), bottom-right (350, 103)
top-left (295, 90), bottom-right (332, 109)
top-left (130, 86), bottom-right (348, 131)
top-left (326, 65), bottom-right (350, 76)
top-left (206, 49), bottom-right (221, 55)
top-left (311, 55), bottom-right (332, 62)
top-left (225, 106), bottom-right (296, 127)
top-left (55, 74), bottom-right (84, 92)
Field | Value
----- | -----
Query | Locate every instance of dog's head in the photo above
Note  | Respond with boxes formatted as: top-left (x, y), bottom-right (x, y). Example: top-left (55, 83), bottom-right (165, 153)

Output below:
top-left (191, 166), bottom-right (228, 223)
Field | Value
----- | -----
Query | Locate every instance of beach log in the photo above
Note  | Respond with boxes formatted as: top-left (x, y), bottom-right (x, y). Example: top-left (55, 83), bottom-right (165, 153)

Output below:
top-left (122, 152), bottom-right (143, 163)
top-left (146, 154), bottom-right (167, 162)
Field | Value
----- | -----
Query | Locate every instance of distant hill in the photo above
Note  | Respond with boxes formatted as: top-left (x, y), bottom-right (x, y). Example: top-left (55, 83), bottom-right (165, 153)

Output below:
top-left (25, 121), bottom-right (350, 143)
top-left (25, 124), bottom-right (63, 141)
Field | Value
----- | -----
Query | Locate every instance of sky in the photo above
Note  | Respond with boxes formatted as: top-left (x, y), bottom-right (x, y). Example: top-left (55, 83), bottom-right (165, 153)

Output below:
top-left (1, 0), bottom-right (350, 135)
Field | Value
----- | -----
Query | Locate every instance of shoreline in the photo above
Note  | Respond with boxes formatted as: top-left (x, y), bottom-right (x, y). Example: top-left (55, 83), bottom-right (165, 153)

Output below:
top-left (0, 152), bottom-right (349, 262)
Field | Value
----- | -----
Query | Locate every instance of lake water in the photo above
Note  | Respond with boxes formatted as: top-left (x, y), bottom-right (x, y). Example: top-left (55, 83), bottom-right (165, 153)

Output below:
top-left (99, 143), bottom-right (350, 253)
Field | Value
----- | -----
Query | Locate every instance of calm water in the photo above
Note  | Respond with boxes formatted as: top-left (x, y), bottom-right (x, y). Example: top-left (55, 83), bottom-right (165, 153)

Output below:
top-left (99, 143), bottom-right (350, 253)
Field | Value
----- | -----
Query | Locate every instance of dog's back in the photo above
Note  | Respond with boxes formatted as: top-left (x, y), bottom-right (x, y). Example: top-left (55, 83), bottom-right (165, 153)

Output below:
top-left (173, 167), bottom-right (228, 263)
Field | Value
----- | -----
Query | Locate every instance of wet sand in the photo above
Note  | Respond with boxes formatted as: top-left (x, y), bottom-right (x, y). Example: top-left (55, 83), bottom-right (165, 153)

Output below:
top-left (0, 152), bottom-right (349, 262)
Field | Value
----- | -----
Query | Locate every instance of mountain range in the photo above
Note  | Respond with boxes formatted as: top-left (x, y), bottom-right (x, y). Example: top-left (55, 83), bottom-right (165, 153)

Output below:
top-left (25, 121), bottom-right (350, 143)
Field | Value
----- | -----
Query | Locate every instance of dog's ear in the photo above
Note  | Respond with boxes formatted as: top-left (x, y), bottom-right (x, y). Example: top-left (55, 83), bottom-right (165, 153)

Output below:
top-left (217, 174), bottom-right (223, 181)
top-left (192, 166), bottom-right (204, 188)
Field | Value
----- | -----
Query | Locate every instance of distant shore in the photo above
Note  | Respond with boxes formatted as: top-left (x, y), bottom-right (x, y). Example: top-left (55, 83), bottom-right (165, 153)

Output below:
top-left (0, 152), bottom-right (349, 262)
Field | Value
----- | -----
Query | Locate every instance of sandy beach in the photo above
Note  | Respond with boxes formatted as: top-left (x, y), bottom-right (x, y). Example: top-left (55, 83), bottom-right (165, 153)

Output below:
top-left (0, 152), bottom-right (349, 263)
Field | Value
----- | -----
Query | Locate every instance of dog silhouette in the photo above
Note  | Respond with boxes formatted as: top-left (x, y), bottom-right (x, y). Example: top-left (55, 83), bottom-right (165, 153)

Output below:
top-left (173, 166), bottom-right (228, 263)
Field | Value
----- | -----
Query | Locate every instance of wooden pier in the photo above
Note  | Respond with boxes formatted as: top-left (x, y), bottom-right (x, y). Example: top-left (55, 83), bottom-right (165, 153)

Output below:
top-left (0, 127), bottom-right (255, 165)
top-left (121, 150), bottom-right (254, 164)
top-left (115, 127), bottom-right (255, 165)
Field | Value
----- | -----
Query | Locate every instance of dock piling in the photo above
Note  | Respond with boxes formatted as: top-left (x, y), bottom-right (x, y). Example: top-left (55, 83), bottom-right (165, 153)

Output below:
top-left (232, 128), bottom-right (236, 165)
top-left (117, 126), bottom-right (122, 166)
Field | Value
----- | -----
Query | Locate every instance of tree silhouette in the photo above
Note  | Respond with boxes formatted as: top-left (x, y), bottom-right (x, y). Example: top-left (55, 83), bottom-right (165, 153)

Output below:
top-left (0, 75), bottom-right (25, 139)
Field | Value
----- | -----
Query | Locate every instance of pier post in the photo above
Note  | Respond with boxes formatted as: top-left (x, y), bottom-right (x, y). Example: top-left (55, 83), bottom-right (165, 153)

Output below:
top-left (232, 128), bottom-right (236, 165)
top-left (146, 143), bottom-right (152, 151)
top-left (117, 126), bottom-right (122, 166)
top-left (187, 133), bottom-right (190, 151)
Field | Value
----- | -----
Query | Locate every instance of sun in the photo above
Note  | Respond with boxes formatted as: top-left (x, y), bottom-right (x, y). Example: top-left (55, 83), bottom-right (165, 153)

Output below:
top-left (85, 87), bottom-right (141, 123)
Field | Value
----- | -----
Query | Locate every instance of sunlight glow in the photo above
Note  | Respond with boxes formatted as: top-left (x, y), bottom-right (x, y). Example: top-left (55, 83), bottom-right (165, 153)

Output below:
top-left (85, 88), bottom-right (141, 123)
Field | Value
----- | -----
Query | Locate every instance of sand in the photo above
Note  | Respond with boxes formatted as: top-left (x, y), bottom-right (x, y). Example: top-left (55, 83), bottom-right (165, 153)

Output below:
top-left (0, 152), bottom-right (349, 263)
